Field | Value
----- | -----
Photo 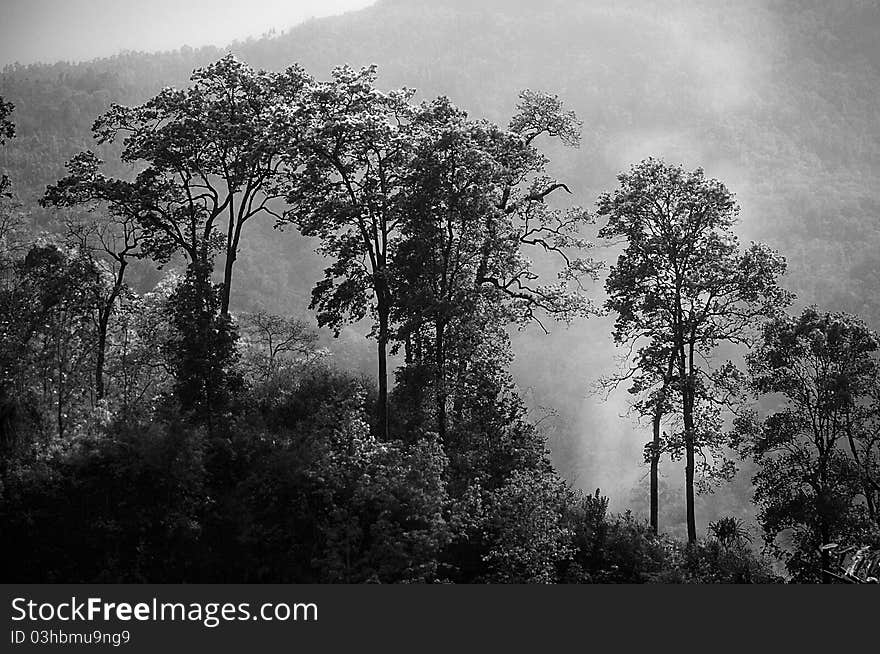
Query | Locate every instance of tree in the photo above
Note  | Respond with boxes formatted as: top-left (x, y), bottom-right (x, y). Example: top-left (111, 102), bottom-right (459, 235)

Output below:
top-left (390, 98), bottom-right (499, 444)
top-left (285, 71), bottom-right (598, 442)
top-left (42, 152), bottom-right (143, 403)
top-left (478, 468), bottom-right (576, 583)
top-left (234, 371), bottom-right (449, 583)
top-left (0, 243), bottom-right (103, 445)
top-left (105, 276), bottom-right (175, 420)
top-left (282, 65), bottom-right (418, 439)
top-left (163, 263), bottom-right (241, 434)
top-left (599, 341), bottom-right (677, 534)
top-left (391, 92), bottom-right (598, 444)
top-left (237, 310), bottom-right (326, 410)
top-left (737, 307), bottom-right (880, 581)
top-left (598, 158), bottom-right (791, 542)
top-left (88, 55), bottom-right (311, 314)
top-left (475, 89), bottom-right (598, 329)
top-left (238, 311), bottom-right (323, 382)
top-left (51, 55), bottom-right (313, 426)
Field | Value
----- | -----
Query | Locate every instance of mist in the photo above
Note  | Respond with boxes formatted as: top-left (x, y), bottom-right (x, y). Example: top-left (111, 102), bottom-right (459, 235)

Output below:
top-left (0, 0), bottom-right (377, 67)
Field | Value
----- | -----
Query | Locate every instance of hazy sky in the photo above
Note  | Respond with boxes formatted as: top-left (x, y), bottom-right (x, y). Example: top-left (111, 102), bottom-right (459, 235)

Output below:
top-left (0, 0), bottom-right (376, 67)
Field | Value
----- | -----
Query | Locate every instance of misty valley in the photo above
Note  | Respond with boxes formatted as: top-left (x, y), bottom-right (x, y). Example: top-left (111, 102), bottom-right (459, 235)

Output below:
top-left (1, 0), bottom-right (879, 584)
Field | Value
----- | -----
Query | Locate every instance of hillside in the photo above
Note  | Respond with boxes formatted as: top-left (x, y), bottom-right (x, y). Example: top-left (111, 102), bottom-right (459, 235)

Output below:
top-left (2, 0), bottom-right (879, 533)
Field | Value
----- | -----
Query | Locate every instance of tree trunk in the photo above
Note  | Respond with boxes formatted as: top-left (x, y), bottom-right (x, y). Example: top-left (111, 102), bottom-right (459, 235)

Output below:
top-left (650, 355), bottom-right (676, 535)
top-left (678, 341), bottom-right (697, 544)
top-left (435, 319), bottom-right (447, 445)
top-left (451, 349), bottom-right (468, 431)
top-left (220, 250), bottom-right (235, 316)
top-left (95, 312), bottom-right (108, 403)
top-left (684, 397), bottom-right (697, 544)
top-left (96, 260), bottom-right (127, 405)
top-left (377, 299), bottom-right (390, 441)
top-left (650, 408), bottom-right (661, 534)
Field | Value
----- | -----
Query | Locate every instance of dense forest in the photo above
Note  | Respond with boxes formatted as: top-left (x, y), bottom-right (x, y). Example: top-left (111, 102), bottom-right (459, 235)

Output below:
top-left (1, 0), bottom-right (879, 583)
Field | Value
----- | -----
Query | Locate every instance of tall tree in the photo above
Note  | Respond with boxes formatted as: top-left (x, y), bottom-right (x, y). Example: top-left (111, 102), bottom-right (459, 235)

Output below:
top-left (737, 307), bottom-right (880, 581)
top-left (282, 65), bottom-right (418, 439)
top-left (89, 55), bottom-right (312, 314)
top-left (391, 98), bottom-right (497, 444)
top-left (598, 159), bottom-right (790, 543)
top-left (392, 92), bottom-right (598, 444)
top-left (598, 341), bottom-right (678, 533)
top-left (286, 77), bottom-right (597, 442)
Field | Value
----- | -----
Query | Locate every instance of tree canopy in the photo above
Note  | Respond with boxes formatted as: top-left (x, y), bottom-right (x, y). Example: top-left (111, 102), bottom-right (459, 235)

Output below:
top-left (738, 307), bottom-right (880, 580)
top-left (598, 159), bottom-right (791, 542)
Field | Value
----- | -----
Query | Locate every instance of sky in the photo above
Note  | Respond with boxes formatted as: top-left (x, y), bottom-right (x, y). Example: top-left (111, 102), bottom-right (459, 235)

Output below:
top-left (0, 0), bottom-right (376, 67)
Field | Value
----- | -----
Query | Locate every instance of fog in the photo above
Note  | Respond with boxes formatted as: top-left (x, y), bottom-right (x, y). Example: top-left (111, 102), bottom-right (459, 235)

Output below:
top-left (0, 0), bottom-right (377, 66)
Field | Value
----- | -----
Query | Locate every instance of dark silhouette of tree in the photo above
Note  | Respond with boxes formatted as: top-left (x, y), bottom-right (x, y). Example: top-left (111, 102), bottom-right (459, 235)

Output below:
top-left (390, 97), bottom-right (498, 444)
top-left (88, 55), bottom-right (312, 315)
top-left (391, 92), bottom-right (598, 444)
top-left (598, 158), bottom-right (790, 543)
top-left (737, 307), bottom-right (880, 581)
top-left (598, 341), bottom-right (678, 534)
top-left (282, 65), bottom-right (423, 440)
top-left (163, 263), bottom-right (241, 433)
top-left (478, 89), bottom-right (597, 328)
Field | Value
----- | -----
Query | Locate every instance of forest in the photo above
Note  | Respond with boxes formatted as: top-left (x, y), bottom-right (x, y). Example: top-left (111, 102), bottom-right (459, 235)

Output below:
top-left (1, 0), bottom-right (879, 584)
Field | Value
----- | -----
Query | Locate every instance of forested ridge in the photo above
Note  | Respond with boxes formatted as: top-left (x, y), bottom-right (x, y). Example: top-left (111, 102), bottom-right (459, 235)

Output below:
top-left (1, 0), bottom-right (879, 583)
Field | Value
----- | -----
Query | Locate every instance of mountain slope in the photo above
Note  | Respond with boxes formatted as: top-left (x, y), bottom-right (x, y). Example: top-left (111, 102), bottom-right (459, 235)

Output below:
top-left (2, 0), bottom-right (879, 531)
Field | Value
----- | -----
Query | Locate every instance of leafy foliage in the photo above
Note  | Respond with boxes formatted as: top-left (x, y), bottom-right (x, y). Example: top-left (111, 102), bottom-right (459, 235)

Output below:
top-left (737, 307), bottom-right (880, 581)
top-left (599, 158), bottom-right (791, 541)
top-left (65, 55), bottom-right (312, 314)
top-left (162, 263), bottom-right (241, 431)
